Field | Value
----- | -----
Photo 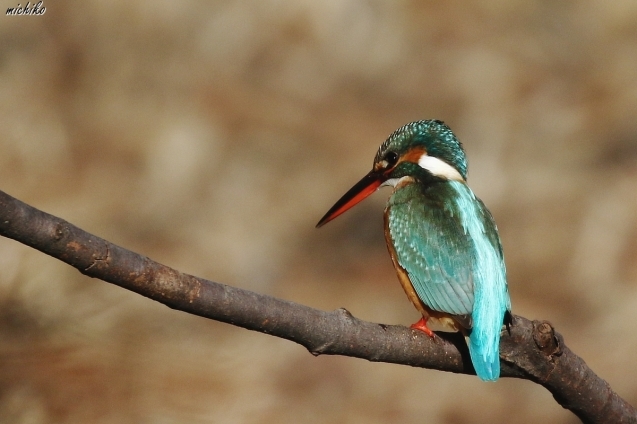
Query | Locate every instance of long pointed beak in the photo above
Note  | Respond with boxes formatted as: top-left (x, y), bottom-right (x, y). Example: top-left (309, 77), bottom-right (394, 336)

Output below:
top-left (316, 170), bottom-right (384, 228)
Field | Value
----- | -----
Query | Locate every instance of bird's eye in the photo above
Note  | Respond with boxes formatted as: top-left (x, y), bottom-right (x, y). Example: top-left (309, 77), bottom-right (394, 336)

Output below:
top-left (384, 151), bottom-right (399, 166)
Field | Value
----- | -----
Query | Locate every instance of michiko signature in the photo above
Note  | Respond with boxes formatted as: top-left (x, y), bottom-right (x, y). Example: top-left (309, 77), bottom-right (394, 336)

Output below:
top-left (6, 1), bottom-right (46, 15)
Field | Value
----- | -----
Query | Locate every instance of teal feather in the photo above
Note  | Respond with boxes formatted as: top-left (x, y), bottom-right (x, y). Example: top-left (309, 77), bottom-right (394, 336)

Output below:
top-left (387, 180), bottom-right (509, 381)
top-left (377, 121), bottom-right (468, 180)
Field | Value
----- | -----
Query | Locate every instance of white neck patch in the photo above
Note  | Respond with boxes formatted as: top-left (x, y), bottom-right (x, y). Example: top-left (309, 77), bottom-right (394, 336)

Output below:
top-left (381, 176), bottom-right (412, 188)
top-left (417, 154), bottom-right (464, 181)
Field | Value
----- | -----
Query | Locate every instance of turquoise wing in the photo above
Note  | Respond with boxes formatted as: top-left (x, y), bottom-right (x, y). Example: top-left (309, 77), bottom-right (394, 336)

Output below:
top-left (387, 183), bottom-right (477, 318)
top-left (387, 181), bottom-right (510, 381)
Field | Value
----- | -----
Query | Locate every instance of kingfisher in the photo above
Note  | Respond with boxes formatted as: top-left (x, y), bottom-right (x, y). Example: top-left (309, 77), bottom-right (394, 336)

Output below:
top-left (316, 120), bottom-right (511, 381)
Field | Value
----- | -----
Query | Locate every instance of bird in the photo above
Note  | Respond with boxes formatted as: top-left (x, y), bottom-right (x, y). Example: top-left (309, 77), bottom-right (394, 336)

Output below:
top-left (316, 120), bottom-right (511, 381)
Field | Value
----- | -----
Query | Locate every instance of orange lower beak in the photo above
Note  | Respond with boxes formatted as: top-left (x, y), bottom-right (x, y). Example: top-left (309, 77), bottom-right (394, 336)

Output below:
top-left (316, 170), bottom-right (383, 228)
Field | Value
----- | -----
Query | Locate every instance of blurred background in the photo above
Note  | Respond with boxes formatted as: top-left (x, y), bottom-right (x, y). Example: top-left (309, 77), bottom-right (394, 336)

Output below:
top-left (1, 1), bottom-right (636, 423)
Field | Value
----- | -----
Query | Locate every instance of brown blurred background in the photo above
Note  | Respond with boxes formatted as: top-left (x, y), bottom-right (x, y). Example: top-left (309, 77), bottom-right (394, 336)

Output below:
top-left (1, 1), bottom-right (636, 423)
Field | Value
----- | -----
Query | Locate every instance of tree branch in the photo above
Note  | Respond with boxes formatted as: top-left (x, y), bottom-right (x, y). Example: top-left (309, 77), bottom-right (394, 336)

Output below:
top-left (0, 189), bottom-right (634, 423)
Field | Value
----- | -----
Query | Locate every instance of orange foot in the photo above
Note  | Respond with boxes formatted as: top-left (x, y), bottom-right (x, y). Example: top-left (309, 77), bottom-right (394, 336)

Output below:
top-left (410, 317), bottom-right (435, 338)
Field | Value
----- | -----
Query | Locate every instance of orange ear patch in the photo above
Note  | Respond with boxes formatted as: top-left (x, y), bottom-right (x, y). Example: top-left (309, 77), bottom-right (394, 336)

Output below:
top-left (400, 146), bottom-right (427, 164)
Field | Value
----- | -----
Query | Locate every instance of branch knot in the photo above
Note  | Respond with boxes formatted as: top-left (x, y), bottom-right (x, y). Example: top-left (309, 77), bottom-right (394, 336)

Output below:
top-left (532, 320), bottom-right (562, 358)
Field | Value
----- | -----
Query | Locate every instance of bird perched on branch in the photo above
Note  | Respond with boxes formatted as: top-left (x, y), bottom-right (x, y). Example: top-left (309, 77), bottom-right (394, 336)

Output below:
top-left (316, 120), bottom-right (511, 381)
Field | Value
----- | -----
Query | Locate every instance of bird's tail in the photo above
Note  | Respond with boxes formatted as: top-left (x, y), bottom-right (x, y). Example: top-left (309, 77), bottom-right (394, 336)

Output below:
top-left (467, 331), bottom-right (500, 381)
top-left (467, 306), bottom-right (507, 381)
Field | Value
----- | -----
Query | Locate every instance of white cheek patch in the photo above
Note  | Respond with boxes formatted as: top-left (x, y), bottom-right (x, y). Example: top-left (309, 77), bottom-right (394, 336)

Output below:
top-left (417, 154), bottom-right (464, 181)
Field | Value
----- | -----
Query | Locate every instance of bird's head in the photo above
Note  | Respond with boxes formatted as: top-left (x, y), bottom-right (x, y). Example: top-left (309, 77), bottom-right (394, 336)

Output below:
top-left (316, 120), bottom-right (467, 227)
